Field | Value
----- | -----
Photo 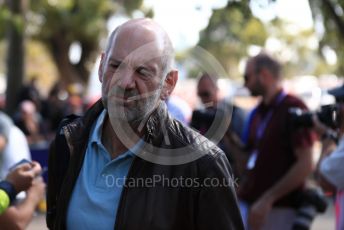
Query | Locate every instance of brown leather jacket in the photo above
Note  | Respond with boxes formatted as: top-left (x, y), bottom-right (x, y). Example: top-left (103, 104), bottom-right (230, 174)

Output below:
top-left (47, 100), bottom-right (244, 230)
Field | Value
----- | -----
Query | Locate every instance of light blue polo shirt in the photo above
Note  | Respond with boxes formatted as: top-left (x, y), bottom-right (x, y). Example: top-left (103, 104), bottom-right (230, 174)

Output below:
top-left (67, 110), bottom-right (141, 230)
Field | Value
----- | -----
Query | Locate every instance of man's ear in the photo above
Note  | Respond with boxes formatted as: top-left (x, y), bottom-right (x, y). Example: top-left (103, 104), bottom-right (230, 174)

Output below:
top-left (160, 70), bottom-right (178, 100)
top-left (0, 135), bottom-right (7, 153)
top-left (98, 53), bottom-right (106, 83)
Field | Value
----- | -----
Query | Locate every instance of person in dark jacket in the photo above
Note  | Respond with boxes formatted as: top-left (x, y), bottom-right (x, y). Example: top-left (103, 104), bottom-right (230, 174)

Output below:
top-left (47, 18), bottom-right (243, 230)
top-left (190, 73), bottom-right (246, 178)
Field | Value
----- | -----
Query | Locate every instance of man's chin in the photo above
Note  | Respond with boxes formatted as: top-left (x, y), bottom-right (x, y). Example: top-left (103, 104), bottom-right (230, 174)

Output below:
top-left (108, 103), bottom-right (156, 128)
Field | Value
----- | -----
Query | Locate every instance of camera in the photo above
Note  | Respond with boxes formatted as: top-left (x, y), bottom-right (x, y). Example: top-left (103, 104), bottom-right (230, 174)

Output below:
top-left (190, 108), bottom-right (227, 138)
top-left (292, 188), bottom-right (328, 230)
top-left (191, 109), bottom-right (218, 126)
top-left (289, 104), bottom-right (338, 128)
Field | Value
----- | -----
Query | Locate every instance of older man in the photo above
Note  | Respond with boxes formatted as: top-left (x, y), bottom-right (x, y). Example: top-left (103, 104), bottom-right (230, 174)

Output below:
top-left (47, 19), bottom-right (243, 230)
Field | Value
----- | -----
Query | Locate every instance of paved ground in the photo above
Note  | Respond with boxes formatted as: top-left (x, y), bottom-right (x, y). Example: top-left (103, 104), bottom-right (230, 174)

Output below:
top-left (312, 202), bottom-right (335, 230)
top-left (27, 203), bottom-right (335, 230)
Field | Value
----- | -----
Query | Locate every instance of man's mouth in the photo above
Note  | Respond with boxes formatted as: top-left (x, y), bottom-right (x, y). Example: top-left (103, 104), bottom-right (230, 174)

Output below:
top-left (110, 96), bottom-right (136, 106)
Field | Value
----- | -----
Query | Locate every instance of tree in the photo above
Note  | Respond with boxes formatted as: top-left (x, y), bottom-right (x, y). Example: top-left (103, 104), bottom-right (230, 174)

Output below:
top-left (1, 0), bottom-right (150, 87)
top-left (197, 0), bottom-right (267, 78)
top-left (5, 0), bottom-right (26, 115)
top-left (262, 19), bottom-right (331, 78)
top-left (196, 0), bottom-right (330, 80)
top-left (28, 0), bottom-right (117, 86)
top-left (0, 0), bottom-right (149, 114)
top-left (308, 0), bottom-right (344, 76)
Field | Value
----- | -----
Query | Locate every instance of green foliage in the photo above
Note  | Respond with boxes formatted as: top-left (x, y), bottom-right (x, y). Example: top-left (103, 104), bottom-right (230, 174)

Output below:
top-left (196, 0), bottom-right (332, 80)
top-left (264, 19), bottom-right (332, 78)
top-left (29, 0), bottom-right (116, 44)
top-left (0, 6), bottom-right (9, 37)
top-left (21, 0), bottom-right (120, 86)
top-left (308, 0), bottom-right (344, 77)
top-left (122, 0), bottom-right (144, 15)
top-left (0, 0), bottom-right (148, 88)
top-left (197, 0), bottom-right (267, 78)
top-left (0, 3), bottom-right (25, 37)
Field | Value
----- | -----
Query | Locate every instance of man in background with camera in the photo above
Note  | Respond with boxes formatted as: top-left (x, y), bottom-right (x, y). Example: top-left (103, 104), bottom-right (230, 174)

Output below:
top-left (231, 52), bottom-right (315, 230)
top-left (190, 73), bottom-right (246, 178)
top-left (312, 84), bottom-right (344, 230)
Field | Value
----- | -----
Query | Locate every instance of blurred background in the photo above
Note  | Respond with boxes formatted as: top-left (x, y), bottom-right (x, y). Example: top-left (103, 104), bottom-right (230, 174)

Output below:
top-left (0, 0), bottom-right (343, 115)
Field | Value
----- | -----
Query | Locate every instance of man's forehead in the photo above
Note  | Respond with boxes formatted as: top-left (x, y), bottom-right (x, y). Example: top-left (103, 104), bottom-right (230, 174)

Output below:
top-left (109, 32), bottom-right (163, 63)
top-left (108, 47), bottom-right (162, 69)
top-left (114, 22), bottom-right (164, 49)
top-left (198, 77), bottom-right (215, 89)
top-left (245, 60), bottom-right (255, 73)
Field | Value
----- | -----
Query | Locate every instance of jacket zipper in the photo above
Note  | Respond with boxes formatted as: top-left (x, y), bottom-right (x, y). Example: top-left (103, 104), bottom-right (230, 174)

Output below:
top-left (113, 155), bottom-right (138, 230)
top-left (113, 131), bottom-right (152, 230)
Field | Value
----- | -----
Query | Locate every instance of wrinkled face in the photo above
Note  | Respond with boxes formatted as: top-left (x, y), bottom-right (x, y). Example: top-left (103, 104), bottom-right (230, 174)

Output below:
top-left (99, 28), bottom-right (166, 124)
top-left (244, 61), bottom-right (263, 97)
top-left (197, 77), bottom-right (217, 106)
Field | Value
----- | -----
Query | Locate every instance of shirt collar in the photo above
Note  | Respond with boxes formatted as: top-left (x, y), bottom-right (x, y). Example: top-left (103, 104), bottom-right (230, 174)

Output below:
top-left (89, 109), bottom-right (107, 146)
top-left (89, 109), bottom-right (144, 157)
top-left (119, 139), bottom-right (144, 158)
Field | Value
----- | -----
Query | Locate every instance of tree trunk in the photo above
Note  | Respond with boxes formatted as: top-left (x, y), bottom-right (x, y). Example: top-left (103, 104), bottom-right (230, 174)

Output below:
top-left (5, 0), bottom-right (25, 116)
top-left (48, 34), bottom-right (96, 88)
top-left (49, 34), bottom-right (80, 86)
top-left (321, 0), bottom-right (344, 38)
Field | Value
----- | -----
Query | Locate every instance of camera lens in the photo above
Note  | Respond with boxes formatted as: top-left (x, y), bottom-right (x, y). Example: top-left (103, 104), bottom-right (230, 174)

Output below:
top-left (292, 205), bottom-right (317, 230)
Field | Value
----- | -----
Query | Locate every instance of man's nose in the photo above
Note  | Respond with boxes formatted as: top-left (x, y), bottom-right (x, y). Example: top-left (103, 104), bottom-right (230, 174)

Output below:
top-left (243, 74), bottom-right (249, 88)
top-left (118, 69), bottom-right (135, 89)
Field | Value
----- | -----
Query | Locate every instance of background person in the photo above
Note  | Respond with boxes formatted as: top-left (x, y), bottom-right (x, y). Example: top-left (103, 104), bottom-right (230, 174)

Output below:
top-left (312, 84), bottom-right (344, 230)
top-left (14, 100), bottom-right (47, 147)
top-left (231, 52), bottom-right (315, 230)
top-left (0, 111), bottom-right (32, 179)
top-left (190, 73), bottom-right (246, 178)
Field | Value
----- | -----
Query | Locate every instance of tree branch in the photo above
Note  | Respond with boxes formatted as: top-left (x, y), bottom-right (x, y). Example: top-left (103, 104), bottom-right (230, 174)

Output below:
top-left (322, 0), bottom-right (344, 38)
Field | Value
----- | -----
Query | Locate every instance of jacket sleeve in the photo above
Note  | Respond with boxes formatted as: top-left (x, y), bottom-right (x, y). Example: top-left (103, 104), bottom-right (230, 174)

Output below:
top-left (46, 123), bottom-right (72, 229)
top-left (46, 137), bottom-right (57, 229)
top-left (196, 150), bottom-right (244, 230)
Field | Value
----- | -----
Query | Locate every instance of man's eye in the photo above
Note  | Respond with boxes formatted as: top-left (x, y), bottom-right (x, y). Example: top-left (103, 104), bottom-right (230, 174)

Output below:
top-left (110, 64), bottom-right (119, 68)
top-left (136, 67), bottom-right (150, 77)
top-left (109, 62), bottom-right (120, 69)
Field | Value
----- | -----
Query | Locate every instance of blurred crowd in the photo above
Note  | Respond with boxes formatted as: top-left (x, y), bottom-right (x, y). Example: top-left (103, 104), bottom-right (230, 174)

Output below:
top-left (0, 76), bottom-right (94, 228)
top-left (6, 78), bottom-right (91, 148)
